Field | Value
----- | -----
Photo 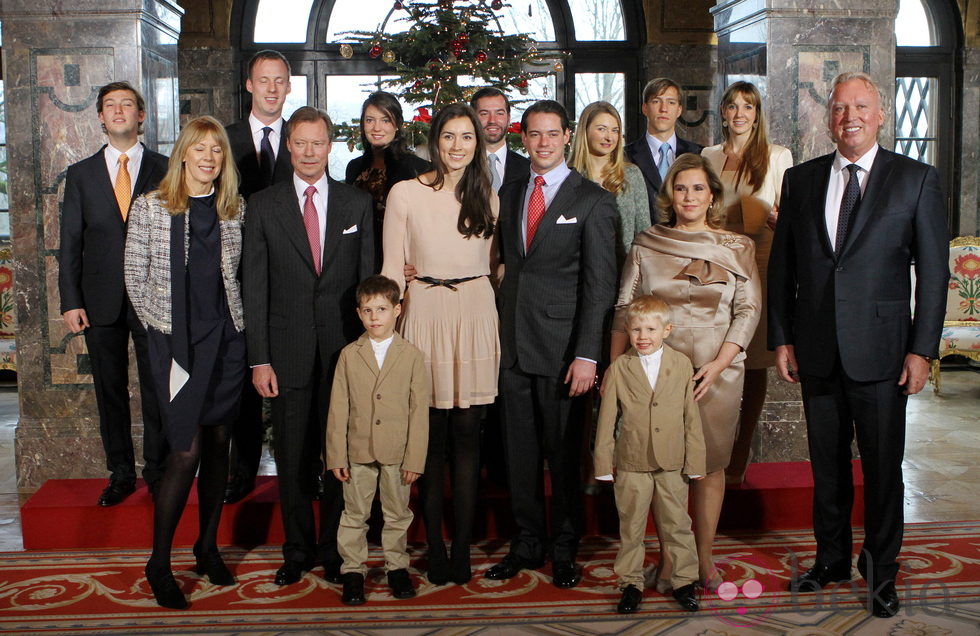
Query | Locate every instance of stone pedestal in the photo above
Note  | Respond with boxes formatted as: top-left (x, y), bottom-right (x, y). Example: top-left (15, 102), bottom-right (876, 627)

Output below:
top-left (2, 0), bottom-right (183, 490)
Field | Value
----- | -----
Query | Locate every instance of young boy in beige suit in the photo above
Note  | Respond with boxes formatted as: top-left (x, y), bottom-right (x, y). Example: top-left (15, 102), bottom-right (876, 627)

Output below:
top-left (327, 275), bottom-right (430, 605)
top-left (594, 294), bottom-right (706, 614)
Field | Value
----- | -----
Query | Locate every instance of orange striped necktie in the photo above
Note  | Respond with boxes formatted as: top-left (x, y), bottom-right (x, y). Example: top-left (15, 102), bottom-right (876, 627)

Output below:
top-left (115, 154), bottom-right (132, 221)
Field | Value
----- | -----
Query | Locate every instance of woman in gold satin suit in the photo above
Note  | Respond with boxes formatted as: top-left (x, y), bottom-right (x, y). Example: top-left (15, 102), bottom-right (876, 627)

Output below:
top-left (608, 153), bottom-right (761, 592)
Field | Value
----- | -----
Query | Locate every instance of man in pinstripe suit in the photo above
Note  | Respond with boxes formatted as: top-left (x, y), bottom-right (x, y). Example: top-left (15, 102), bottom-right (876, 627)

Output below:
top-left (486, 100), bottom-right (619, 589)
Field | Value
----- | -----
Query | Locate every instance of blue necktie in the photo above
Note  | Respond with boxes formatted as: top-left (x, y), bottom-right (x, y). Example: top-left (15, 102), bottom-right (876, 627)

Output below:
top-left (658, 143), bottom-right (670, 181)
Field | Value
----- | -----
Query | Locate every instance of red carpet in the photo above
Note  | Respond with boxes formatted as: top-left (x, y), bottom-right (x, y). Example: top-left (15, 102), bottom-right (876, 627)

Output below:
top-left (0, 521), bottom-right (973, 634)
top-left (21, 461), bottom-right (864, 550)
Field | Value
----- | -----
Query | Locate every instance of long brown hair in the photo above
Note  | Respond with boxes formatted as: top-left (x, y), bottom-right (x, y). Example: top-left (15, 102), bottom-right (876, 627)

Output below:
top-left (719, 81), bottom-right (771, 192)
top-left (568, 101), bottom-right (628, 195)
top-left (425, 103), bottom-right (494, 239)
top-left (157, 116), bottom-right (240, 220)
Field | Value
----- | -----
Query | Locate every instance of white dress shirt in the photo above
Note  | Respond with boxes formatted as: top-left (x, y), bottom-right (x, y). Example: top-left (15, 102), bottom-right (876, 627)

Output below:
top-left (249, 112), bottom-right (283, 159)
top-left (293, 173), bottom-right (329, 247)
top-left (489, 144), bottom-right (508, 179)
top-left (520, 160), bottom-right (572, 249)
top-left (103, 142), bottom-right (143, 194)
top-left (824, 144), bottom-right (878, 242)
top-left (370, 334), bottom-right (394, 370)
top-left (638, 346), bottom-right (664, 391)
top-left (646, 132), bottom-right (677, 172)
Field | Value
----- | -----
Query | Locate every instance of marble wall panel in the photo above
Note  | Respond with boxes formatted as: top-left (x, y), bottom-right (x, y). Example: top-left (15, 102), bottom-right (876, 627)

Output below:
top-left (960, 48), bottom-right (979, 236)
top-left (178, 48), bottom-right (237, 125)
top-left (642, 44), bottom-right (718, 147)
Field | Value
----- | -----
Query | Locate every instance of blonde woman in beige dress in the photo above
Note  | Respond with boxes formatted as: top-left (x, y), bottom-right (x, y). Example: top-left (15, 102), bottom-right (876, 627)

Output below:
top-left (381, 103), bottom-right (499, 587)
top-left (701, 81), bottom-right (793, 484)
top-left (609, 153), bottom-right (761, 591)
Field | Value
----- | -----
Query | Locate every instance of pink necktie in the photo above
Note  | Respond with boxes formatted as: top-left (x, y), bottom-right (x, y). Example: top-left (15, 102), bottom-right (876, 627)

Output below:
top-left (526, 175), bottom-right (546, 250)
top-left (303, 185), bottom-right (321, 275)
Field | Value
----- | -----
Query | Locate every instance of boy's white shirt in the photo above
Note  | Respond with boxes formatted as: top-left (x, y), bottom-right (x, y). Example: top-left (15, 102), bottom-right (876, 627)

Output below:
top-left (370, 334), bottom-right (394, 370)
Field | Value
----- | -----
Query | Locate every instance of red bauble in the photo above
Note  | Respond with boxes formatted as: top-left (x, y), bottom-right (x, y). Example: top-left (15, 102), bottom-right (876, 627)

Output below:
top-left (475, 50), bottom-right (487, 63)
top-left (393, 1), bottom-right (403, 9)
top-left (369, 45), bottom-right (382, 58)
top-left (413, 80), bottom-right (423, 90)
top-left (517, 78), bottom-right (529, 88)
top-left (491, 0), bottom-right (503, 9)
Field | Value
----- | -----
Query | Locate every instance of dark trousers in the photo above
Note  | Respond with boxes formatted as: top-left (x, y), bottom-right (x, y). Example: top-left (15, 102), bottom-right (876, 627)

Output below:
top-left (229, 380), bottom-right (264, 481)
top-left (801, 358), bottom-right (908, 585)
top-left (499, 362), bottom-right (584, 563)
top-left (84, 301), bottom-right (166, 485)
top-left (271, 354), bottom-right (343, 567)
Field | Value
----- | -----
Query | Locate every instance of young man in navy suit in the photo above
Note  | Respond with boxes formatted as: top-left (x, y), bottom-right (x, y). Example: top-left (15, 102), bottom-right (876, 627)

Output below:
top-left (624, 78), bottom-right (702, 223)
top-left (59, 81), bottom-right (169, 506)
top-left (470, 87), bottom-right (530, 192)
top-left (223, 49), bottom-right (295, 504)
top-left (769, 72), bottom-right (949, 618)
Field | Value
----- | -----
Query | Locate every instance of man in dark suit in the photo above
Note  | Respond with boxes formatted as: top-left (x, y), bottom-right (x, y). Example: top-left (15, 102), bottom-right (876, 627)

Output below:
top-left (470, 87), bottom-right (530, 192)
top-left (624, 78), bottom-right (702, 224)
top-left (768, 72), bottom-right (949, 618)
top-left (223, 49), bottom-right (295, 504)
top-left (59, 81), bottom-right (169, 506)
top-left (485, 100), bottom-right (618, 589)
top-left (243, 106), bottom-right (375, 587)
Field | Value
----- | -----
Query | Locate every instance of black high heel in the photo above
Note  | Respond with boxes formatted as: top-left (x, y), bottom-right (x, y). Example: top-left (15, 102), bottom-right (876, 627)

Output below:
top-left (427, 543), bottom-right (450, 585)
top-left (145, 561), bottom-right (189, 610)
top-left (450, 542), bottom-right (471, 585)
top-left (193, 542), bottom-right (235, 586)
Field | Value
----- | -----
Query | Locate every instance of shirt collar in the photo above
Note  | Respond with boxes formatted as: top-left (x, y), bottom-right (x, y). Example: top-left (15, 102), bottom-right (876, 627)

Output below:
top-left (369, 334), bottom-right (394, 350)
top-left (530, 160), bottom-right (571, 187)
top-left (833, 143), bottom-right (878, 174)
top-left (105, 141), bottom-right (142, 164)
top-left (489, 145), bottom-right (508, 163)
top-left (646, 132), bottom-right (677, 155)
top-left (637, 346), bottom-right (665, 364)
top-left (249, 112), bottom-right (283, 137)
top-left (293, 173), bottom-right (330, 201)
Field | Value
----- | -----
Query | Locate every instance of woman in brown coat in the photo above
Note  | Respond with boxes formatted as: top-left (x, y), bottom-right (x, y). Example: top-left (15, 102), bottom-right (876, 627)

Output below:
top-left (608, 153), bottom-right (761, 591)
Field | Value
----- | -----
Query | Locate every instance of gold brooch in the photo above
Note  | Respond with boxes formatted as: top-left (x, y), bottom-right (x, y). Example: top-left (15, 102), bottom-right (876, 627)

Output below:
top-left (720, 234), bottom-right (741, 248)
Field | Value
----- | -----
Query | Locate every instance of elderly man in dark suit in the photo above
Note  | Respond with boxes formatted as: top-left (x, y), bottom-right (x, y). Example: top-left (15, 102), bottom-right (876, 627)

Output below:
top-left (59, 81), bottom-right (169, 506)
top-left (243, 106), bottom-right (375, 587)
top-left (223, 49), bottom-right (295, 505)
top-left (769, 71), bottom-right (949, 618)
top-left (485, 100), bottom-right (618, 589)
top-left (625, 77), bottom-right (702, 224)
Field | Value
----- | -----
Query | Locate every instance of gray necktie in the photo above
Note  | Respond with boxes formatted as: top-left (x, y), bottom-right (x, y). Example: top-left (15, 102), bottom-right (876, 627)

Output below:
top-left (658, 143), bottom-right (670, 180)
top-left (488, 153), bottom-right (502, 192)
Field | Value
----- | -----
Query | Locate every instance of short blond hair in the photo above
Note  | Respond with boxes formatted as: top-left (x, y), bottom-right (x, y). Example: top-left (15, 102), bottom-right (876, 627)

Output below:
top-left (626, 294), bottom-right (671, 327)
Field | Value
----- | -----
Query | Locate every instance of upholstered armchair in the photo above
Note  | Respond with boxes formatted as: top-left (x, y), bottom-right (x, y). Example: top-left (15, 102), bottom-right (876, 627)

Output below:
top-left (931, 236), bottom-right (980, 393)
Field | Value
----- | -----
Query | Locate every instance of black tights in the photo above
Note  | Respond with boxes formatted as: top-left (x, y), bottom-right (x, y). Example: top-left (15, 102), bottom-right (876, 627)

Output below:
top-left (420, 407), bottom-right (483, 557)
top-left (148, 424), bottom-right (230, 570)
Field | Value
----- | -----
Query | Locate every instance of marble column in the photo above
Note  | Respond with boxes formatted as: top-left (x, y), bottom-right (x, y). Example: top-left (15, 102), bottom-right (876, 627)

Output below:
top-left (2, 0), bottom-right (183, 490)
top-left (961, 48), bottom-right (980, 237)
top-left (710, 0), bottom-right (898, 462)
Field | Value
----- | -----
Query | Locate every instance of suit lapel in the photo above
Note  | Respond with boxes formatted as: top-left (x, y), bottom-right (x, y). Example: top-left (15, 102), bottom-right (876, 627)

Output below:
top-left (631, 139), bottom-right (661, 192)
top-left (130, 143), bottom-right (155, 200)
top-left (272, 182), bottom-right (318, 274)
top-left (526, 171), bottom-right (580, 258)
top-left (810, 154), bottom-right (836, 260)
top-left (624, 354), bottom-right (653, 402)
top-left (355, 337), bottom-right (381, 376)
top-left (321, 178), bottom-right (346, 276)
top-left (376, 335), bottom-right (404, 387)
top-left (839, 149), bottom-right (895, 260)
top-left (504, 180), bottom-right (528, 261)
top-left (92, 147), bottom-right (123, 219)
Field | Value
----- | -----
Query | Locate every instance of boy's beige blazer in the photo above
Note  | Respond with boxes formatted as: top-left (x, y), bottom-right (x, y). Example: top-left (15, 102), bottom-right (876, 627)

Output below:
top-left (326, 332), bottom-right (430, 474)
top-left (594, 344), bottom-right (706, 477)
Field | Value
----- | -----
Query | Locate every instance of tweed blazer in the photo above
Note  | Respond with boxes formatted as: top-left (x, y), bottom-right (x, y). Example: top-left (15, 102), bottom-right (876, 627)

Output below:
top-left (124, 191), bottom-right (246, 334)
top-left (325, 333), bottom-right (430, 474)
top-left (593, 344), bottom-right (706, 476)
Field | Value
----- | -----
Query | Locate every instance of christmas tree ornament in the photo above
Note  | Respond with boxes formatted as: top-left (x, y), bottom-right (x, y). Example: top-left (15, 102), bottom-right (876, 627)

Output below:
top-left (475, 50), bottom-right (487, 63)
top-left (553, 61), bottom-right (563, 71)
top-left (369, 44), bottom-right (383, 58)
top-left (517, 78), bottom-right (528, 88)
top-left (491, 0), bottom-right (502, 9)
top-left (439, 0), bottom-right (453, 9)
top-left (339, 43), bottom-right (354, 58)
top-left (458, 32), bottom-right (469, 45)
top-left (393, 0), bottom-right (402, 9)
top-left (519, 85), bottom-right (529, 95)
top-left (382, 49), bottom-right (396, 64)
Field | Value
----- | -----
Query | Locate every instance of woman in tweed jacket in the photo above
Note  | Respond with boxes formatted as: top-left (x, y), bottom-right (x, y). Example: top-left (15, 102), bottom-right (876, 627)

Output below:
top-left (124, 116), bottom-right (246, 610)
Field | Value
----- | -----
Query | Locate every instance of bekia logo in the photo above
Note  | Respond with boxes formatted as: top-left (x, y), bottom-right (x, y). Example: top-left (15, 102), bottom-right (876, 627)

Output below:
top-left (699, 554), bottom-right (775, 626)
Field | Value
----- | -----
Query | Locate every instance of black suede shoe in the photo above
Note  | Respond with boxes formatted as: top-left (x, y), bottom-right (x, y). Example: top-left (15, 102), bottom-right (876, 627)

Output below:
top-left (870, 581), bottom-right (900, 617)
top-left (387, 568), bottom-right (416, 599)
top-left (673, 583), bottom-right (699, 611)
top-left (341, 572), bottom-right (366, 605)
top-left (98, 479), bottom-right (136, 507)
top-left (617, 584), bottom-right (642, 614)
top-left (145, 562), bottom-right (188, 610)
top-left (274, 561), bottom-right (311, 586)
top-left (788, 562), bottom-right (852, 592)
top-left (484, 554), bottom-right (542, 580)
top-left (193, 543), bottom-right (235, 586)
top-left (223, 474), bottom-right (255, 504)
top-left (552, 560), bottom-right (581, 589)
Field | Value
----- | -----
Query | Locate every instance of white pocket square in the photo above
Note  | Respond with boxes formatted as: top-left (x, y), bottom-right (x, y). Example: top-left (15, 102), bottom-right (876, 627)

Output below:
top-left (342, 225), bottom-right (358, 234)
top-left (556, 215), bottom-right (577, 224)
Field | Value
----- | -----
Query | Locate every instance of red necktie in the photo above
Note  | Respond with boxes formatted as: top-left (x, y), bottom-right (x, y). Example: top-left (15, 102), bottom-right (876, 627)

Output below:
top-left (303, 185), bottom-right (321, 275)
top-left (526, 175), bottom-right (546, 250)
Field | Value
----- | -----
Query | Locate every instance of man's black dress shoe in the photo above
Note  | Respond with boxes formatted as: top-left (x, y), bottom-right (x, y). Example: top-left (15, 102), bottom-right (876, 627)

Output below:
top-left (617, 584), bottom-right (642, 614)
top-left (552, 560), bottom-right (581, 589)
top-left (484, 554), bottom-right (542, 580)
top-left (193, 543), bottom-right (235, 586)
top-left (145, 562), bottom-right (189, 610)
top-left (788, 563), bottom-right (852, 591)
top-left (341, 572), bottom-right (366, 605)
top-left (223, 474), bottom-right (255, 504)
top-left (322, 559), bottom-right (343, 584)
top-left (673, 583), bottom-right (699, 611)
top-left (387, 568), bottom-right (416, 599)
top-left (870, 581), bottom-right (900, 617)
top-left (274, 561), bottom-right (311, 586)
top-left (98, 479), bottom-right (135, 507)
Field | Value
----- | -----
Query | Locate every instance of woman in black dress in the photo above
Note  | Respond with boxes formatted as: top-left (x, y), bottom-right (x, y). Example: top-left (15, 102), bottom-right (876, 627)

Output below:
top-left (124, 116), bottom-right (247, 610)
top-left (345, 91), bottom-right (430, 262)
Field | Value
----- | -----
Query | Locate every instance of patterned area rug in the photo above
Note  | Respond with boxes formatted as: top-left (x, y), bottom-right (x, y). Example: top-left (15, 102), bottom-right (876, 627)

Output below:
top-left (2, 521), bottom-right (980, 634)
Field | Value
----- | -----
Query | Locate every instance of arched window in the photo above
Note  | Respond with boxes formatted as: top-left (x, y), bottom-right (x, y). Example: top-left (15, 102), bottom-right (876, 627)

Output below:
top-left (894, 0), bottom-right (961, 226)
top-left (235, 0), bottom-right (644, 178)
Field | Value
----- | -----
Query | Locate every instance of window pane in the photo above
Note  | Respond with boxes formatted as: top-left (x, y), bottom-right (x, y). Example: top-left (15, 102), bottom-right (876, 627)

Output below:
top-left (895, 0), bottom-right (936, 46)
top-left (568, 0), bottom-right (625, 41)
top-left (254, 0), bottom-right (315, 43)
top-left (510, 75), bottom-right (557, 129)
top-left (283, 75), bottom-right (308, 121)
top-left (326, 1), bottom-right (409, 41)
top-left (575, 72), bottom-right (625, 126)
top-left (894, 76), bottom-right (937, 165)
top-left (495, 0), bottom-right (555, 41)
